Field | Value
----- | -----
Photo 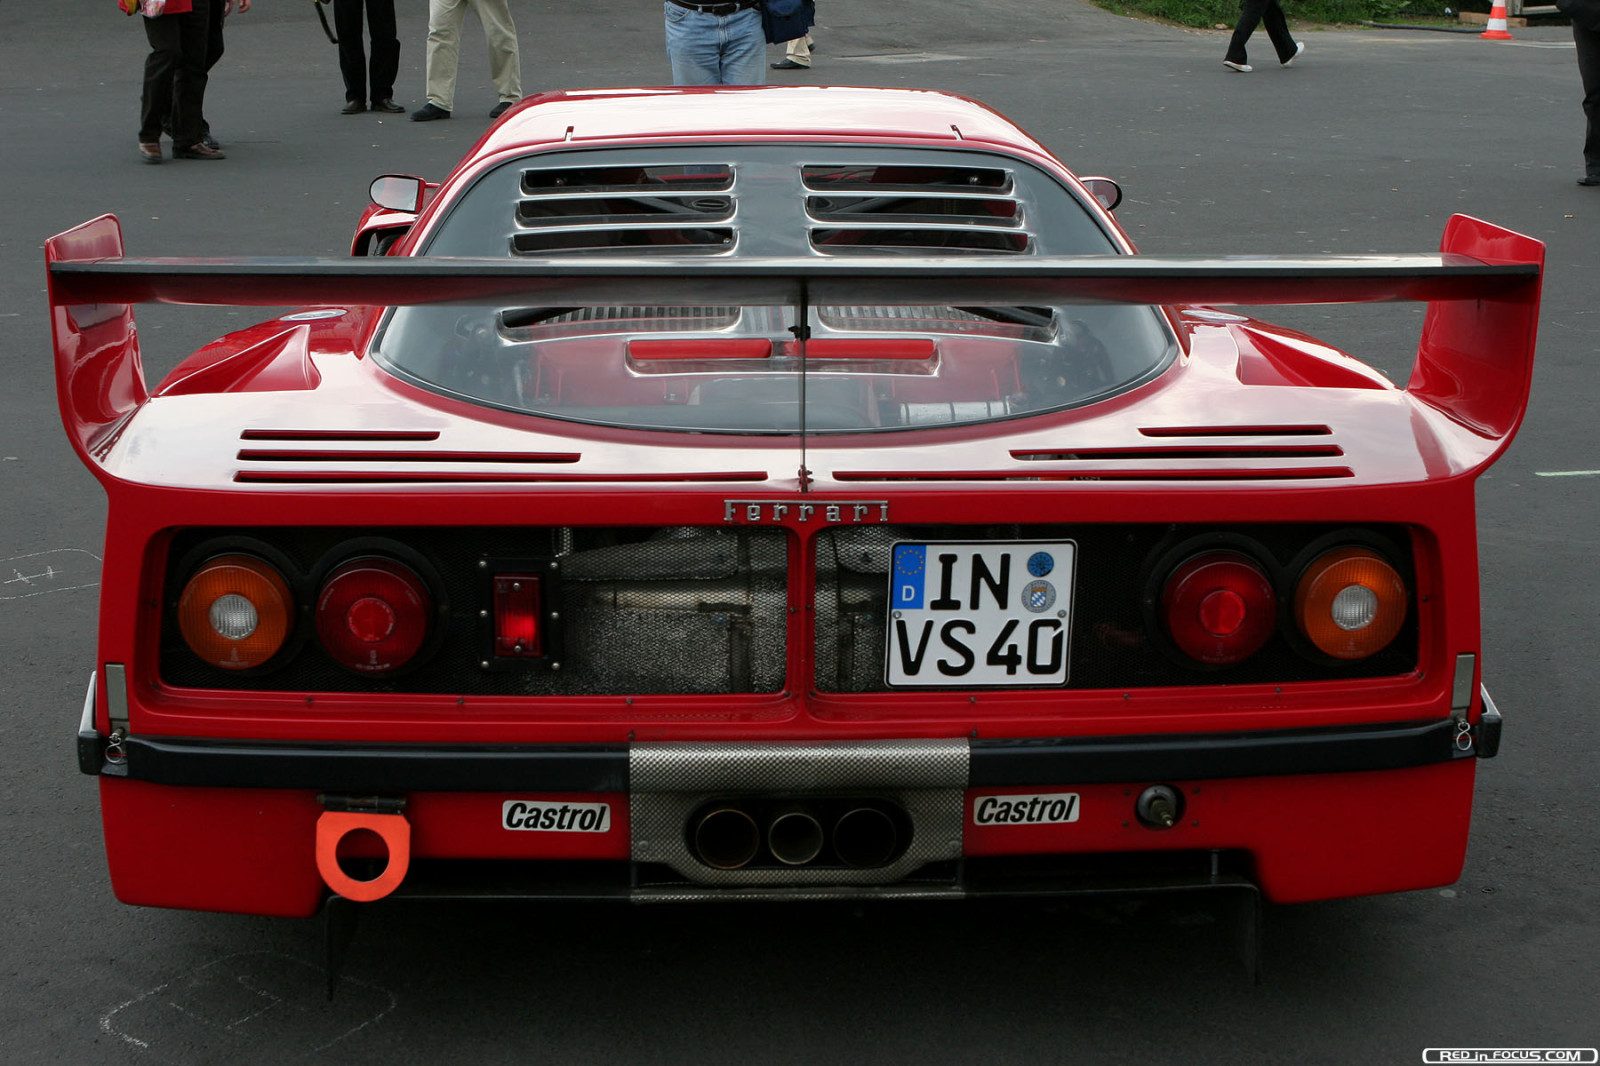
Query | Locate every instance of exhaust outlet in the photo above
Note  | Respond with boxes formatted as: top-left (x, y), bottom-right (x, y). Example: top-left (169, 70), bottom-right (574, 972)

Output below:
top-left (833, 806), bottom-right (899, 868)
top-left (766, 806), bottom-right (825, 866)
top-left (692, 805), bottom-right (761, 870)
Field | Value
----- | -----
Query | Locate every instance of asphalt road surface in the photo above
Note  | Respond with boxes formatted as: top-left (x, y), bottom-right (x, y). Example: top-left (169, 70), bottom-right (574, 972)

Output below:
top-left (2, 2), bottom-right (1597, 1063)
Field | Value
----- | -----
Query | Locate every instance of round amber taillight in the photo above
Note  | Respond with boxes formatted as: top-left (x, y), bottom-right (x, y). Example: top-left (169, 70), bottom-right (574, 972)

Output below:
top-left (177, 554), bottom-right (294, 670)
top-left (1160, 550), bottom-right (1277, 665)
top-left (315, 557), bottom-right (432, 674)
top-left (1294, 546), bottom-right (1408, 660)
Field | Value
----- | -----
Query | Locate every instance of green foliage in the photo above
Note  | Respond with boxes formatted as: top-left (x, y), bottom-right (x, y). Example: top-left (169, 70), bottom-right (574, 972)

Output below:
top-left (1091, 0), bottom-right (1452, 29)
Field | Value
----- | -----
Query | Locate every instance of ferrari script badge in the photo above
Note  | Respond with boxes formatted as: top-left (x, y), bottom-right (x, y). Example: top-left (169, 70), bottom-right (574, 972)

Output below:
top-left (723, 499), bottom-right (890, 524)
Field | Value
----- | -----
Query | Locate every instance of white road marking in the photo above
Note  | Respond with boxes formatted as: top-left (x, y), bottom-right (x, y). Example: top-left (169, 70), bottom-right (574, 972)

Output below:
top-left (1535, 470), bottom-right (1600, 478)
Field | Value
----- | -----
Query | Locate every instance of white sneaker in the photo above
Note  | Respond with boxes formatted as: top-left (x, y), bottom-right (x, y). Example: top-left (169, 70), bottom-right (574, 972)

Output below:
top-left (1223, 60), bottom-right (1252, 72)
top-left (1282, 41), bottom-right (1305, 66)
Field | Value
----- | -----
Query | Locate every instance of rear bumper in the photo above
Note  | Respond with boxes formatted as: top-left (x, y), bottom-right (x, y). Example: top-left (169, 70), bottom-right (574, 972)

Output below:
top-left (83, 716), bottom-right (1483, 791)
top-left (82, 704), bottom-right (1499, 915)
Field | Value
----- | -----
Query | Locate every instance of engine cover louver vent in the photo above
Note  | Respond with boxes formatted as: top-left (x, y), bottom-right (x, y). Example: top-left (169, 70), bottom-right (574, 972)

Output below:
top-left (512, 163), bottom-right (736, 256)
top-left (803, 164), bottom-right (1032, 256)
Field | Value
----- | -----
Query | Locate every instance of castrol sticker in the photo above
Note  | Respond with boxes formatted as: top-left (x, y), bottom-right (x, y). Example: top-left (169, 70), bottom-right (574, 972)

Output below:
top-left (972, 793), bottom-right (1080, 826)
top-left (502, 800), bottom-right (612, 833)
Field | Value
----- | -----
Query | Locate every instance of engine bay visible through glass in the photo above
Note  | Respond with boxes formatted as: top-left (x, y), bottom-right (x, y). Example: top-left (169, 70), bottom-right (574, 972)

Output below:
top-left (371, 145), bottom-right (1178, 434)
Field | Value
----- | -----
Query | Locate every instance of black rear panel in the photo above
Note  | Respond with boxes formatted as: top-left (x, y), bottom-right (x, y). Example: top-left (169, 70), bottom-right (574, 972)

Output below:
top-left (813, 523), bottom-right (1417, 692)
top-left (161, 522), bottom-right (1416, 697)
top-left (161, 527), bottom-right (788, 695)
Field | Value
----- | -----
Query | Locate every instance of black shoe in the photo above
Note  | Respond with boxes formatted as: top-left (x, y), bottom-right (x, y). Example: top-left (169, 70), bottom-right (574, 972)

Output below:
top-left (341, 99), bottom-right (367, 115)
top-left (372, 99), bottom-right (405, 114)
top-left (163, 126), bottom-right (218, 150)
top-left (174, 141), bottom-right (226, 160)
top-left (770, 58), bottom-right (810, 70)
top-left (410, 103), bottom-right (451, 122)
top-left (1579, 176), bottom-right (1600, 187)
top-left (489, 101), bottom-right (513, 119)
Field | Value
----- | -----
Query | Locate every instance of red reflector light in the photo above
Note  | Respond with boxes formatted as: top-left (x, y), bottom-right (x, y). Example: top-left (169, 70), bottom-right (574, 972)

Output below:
top-left (316, 557), bottom-right (432, 674)
top-left (493, 574), bottom-right (543, 657)
top-left (1161, 550), bottom-right (1277, 665)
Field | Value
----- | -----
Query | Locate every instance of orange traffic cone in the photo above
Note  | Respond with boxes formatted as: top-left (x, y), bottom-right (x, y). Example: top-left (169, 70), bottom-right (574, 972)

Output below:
top-left (1481, 0), bottom-right (1513, 39)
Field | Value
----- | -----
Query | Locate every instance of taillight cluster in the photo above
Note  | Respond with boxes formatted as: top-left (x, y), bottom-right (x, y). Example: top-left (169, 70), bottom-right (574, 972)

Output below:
top-left (1157, 540), bottom-right (1408, 666)
top-left (177, 551), bottom-right (435, 674)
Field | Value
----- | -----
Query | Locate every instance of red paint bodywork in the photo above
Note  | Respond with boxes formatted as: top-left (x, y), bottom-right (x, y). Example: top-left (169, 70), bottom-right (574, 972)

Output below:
top-left (48, 88), bottom-right (1542, 916)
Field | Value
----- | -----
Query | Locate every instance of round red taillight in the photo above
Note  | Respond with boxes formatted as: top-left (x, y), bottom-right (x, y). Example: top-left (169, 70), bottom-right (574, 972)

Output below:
top-left (315, 557), bottom-right (431, 674)
top-left (1161, 550), bottom-right (1277, 665)
top-left (177, 554), bottom-right (294, 670)
top-left (1294, 546), bottom-right (1407, 660)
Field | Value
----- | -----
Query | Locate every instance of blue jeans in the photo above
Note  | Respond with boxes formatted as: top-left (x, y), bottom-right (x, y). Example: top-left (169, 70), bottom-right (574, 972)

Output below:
top-left (663, 3), bottom-right (766, 86)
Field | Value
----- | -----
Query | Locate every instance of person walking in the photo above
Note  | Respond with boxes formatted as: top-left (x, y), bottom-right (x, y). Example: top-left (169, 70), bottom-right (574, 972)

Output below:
top-left (334, 0), bottom-right (403, 113)
top-left (183, 0), bottom-right (248, 153)
top-left (1559, 0), bottom-right (1600, 184)
top-left (1222, 0), bottom-right (1304, 73)
top-left (410, 0), bottom-right (522, 121)
top-left (137, 0), bottom-right (224, 162)
top-left (768, 0), bottom-right (817, 71)
top-left (663, 0), bottom-right (765, 86)
top-left (770, 32), bottom-right (813, 71)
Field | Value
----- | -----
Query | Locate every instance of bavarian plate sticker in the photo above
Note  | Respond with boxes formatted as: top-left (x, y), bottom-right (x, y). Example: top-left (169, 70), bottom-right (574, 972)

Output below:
top-left (886, 540), bottom-right (1076, 686)
top-left (502, 800), bottom-right (612, 832)
top-left (973, 793), bottom-right (1081, 826)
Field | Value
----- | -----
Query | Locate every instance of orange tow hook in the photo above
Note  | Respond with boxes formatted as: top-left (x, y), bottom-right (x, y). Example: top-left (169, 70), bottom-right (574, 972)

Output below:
top-left (315, 802), bottom-right (411, 903)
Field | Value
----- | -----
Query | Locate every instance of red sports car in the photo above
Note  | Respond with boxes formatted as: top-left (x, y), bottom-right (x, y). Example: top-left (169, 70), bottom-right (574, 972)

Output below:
top-left (48, 87), bottom-right (1540, 925)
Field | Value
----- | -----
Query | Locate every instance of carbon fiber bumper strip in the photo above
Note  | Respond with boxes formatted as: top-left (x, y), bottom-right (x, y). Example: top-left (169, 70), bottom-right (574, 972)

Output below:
top-left (630, 739), bottom-right (967, 886)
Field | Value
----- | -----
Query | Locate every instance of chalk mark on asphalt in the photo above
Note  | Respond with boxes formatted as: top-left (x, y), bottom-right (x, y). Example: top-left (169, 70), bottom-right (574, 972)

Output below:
top-left (0, 547), bottom-right (101, 601)
top-left (100, 952), bottom-right (398, 1059)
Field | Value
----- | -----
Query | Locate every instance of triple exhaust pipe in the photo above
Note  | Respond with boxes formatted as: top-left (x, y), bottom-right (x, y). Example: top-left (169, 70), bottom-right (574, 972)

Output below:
top-left (691, 801), bottom-right (903, 871)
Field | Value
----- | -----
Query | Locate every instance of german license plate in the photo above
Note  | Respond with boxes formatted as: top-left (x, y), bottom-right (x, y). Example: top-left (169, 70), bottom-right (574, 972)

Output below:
top-left (885, 541), bottom-right (1076, 686)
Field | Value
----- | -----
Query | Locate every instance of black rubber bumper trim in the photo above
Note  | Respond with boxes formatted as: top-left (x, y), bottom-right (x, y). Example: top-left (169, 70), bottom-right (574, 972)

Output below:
top-left (969, 718), bottom-right (1466, 786)
top-left (115, 737), bottom-right (628, 792)
top-left (96, 718), bottom-right (1466, 792)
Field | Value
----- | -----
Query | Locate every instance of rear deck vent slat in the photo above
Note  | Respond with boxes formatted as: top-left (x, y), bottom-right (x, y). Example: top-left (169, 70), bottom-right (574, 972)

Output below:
top-left (233, 470), bottom-right (769, 485)
top-left (1011, 445), bottom-right (1345, 461)
top-left (235, 450), bottom-right (582, 464)
top-left (832, 468), bottom-right (1355, 483)
top-left (1138, 425), bottom-right (1333, 438)
top-left (240, 429), bottom-right (441, 442)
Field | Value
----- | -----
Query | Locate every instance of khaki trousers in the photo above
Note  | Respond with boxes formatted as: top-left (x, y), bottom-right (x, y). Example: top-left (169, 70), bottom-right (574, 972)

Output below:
top-left (424, 0), bottom-right (521, 111)
top-left (786, 33), bottom-right (812, 65)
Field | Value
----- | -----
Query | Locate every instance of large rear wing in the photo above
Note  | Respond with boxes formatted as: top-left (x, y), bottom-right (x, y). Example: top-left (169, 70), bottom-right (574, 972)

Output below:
top-left (47, 213), bottom-right (1542, 473)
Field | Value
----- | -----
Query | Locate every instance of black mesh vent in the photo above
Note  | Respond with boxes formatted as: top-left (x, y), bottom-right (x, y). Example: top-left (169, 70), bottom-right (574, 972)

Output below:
top-left (162, 527), bottom-right (788, 696)
top-left (813, 523), bottom-right (1418, 693)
